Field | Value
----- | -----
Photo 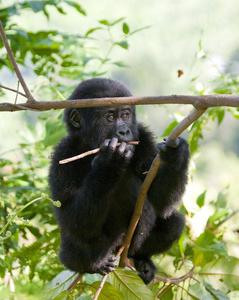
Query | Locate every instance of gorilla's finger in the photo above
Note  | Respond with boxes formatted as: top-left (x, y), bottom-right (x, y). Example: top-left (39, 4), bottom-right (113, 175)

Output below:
top-left (155, 142), bottom-right (167, 153)
top-left (125, 149), bottom-right (133, 160)
top-left (118, 142), bottom-right (127, 155)
top-left (100, 139), bottom-right (111, 151)
top-left (109, 137), bottom-right (118, 151)
top-left (165, 138), bottom-right (180, 148)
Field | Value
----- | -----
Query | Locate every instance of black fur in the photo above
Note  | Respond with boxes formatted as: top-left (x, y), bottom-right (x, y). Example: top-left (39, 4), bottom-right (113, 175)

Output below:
top-left (49, 78), bottom-right (190, 284)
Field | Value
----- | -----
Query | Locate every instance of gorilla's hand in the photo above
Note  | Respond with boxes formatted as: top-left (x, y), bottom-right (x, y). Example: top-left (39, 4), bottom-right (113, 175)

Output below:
top-left (100, 137), bottom-right (133, 160)
top-left (156, 137), bottom-right (189, 168)
top-left (92, 137), bottom-right (133, 170)
top-left (94, 257), bottom-right (117, 276)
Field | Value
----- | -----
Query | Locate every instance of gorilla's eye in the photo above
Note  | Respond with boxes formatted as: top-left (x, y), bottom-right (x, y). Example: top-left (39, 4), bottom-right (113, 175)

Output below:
top-left (107, 114), bottom-right (115, 121)
top-left (122, 113), bottom-right (130, 120)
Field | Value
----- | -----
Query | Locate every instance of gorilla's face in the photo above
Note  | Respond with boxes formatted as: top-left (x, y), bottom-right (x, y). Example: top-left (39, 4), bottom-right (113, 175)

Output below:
top-left (69, 105), bottom-right (138, 149)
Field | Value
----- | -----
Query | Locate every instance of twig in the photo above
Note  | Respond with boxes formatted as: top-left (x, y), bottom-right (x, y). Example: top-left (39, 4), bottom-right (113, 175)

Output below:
top-left (92, 245), bottom-right (125, 300)
top-left (67, 273), bottom-right (83, 294)
top-left (92, 275), bottom-right (108, 300)
top-left (154, 267), bottom-right (195, 285)
top-left (174, 281), bottom-right (200, 299)
top-left (115, 245), bottom-right (125, 259)
top-left (59, 141), bottom-right (139, 164)
top-left (14, 81), bottom-right (20, 105)
top-left (0, 20), bottom-right (35, 102)
top-left (0, 84), bottom-right (27, 98)
top-left (155, 283), bottom-right (173, 299)
top-left (119, 108), bottom-right (206, 267)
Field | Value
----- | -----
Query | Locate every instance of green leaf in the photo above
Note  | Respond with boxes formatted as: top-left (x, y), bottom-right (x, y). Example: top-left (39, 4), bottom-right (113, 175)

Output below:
top-left (162, 120), bottom-right (179, 137)
top-left (217, 108), bottom-right (225, 125)
top-left (42, 111), bottom-right (66, 148)
top-left (110, 17), bottom-right (125, 26)
top-left (99, 19), bottom-right (109, 26)
top-left (27, 1), bottom-right (47, 13)
top-left (215, 187), bottom-right (229, 208)
top-left (129, 25), bottom-right (151, 36)
top-left (159, 286), bottom-right (174, 300)
top-left (189, 283), bottom-right (214, 300)
top-left (112, 61), bottom-right (129, 68)
top-left (206, 208), bottom-right (230, 230)
top-left (26, 225), bottom-right (41, 239)
top-left (41, 271), bottom-right (78, 300)
top-left (193, 231), bottom-right (227, 267)
top-left (116, 41), bottom-right (129, 49)
top-left (199, 39), bottom-right (203, 51)
top-left (85, 27), bottom-right (102, 37)
top-left (122, 22), bottom-right (130, 34)
top-left (199, 257), bottom-right (239, 291)
top-left (109, 268), bottom-right (154, 300)
top-left (65, 1), bottom-right (87, 16)
top-left (99, 17), bottom-right (125, 27)
top-left (53, 291), bottom-right (69, 300)
top-left (0, 158), bottom-right (13, 168)
top-left (178, 230), bottom-right (185, 255)
top-left (90, 281), bottom-right (123, 300)
top-left (55, 6), bottom-right (66, 15)
top-left (230, 107), bottom-right (239, 119)
top-left (204, 283), bottom-right (229, 300)
top-left (196, 190), bottom-right (206, 208)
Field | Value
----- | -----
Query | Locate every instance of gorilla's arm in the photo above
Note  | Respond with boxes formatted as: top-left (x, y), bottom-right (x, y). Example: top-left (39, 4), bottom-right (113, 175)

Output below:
top-left (50, 137), bottom-right (132, 238)
top-left (148, 138), bottom-right (189, 216)
top-left (133, 125), bottom-right (190, 217)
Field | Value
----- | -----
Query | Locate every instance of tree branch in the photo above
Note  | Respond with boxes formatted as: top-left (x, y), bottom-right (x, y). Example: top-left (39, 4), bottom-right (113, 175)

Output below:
top-left (0, 21), bottom-right (35, 103)
top-left (167, 108), bottom-right (206, 140)
top-left (1, 94), bottom-right (239, 112)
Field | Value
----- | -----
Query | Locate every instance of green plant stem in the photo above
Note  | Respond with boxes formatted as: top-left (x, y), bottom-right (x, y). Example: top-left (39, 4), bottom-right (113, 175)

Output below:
top-left (0, 195), bottom-right (58, 235)
top-left (0, 197), bottom-right (41, 235)
top-left (97, 27), bottom-right (115, 72)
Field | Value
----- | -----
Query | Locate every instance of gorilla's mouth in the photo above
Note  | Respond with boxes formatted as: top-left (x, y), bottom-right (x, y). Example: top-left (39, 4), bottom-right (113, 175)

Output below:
top-left (111, 135), bottom-right (133, 143)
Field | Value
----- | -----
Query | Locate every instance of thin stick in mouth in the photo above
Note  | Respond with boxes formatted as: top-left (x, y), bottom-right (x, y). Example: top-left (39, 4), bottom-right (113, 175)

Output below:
top-left (59, 141), bottom-right (139, 164)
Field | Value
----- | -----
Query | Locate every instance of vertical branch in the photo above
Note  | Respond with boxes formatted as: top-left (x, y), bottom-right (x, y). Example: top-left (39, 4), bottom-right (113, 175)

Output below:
top-left (0, 20), bottom-right (35, 102)
top-left (119, 154), bottom-right (162, 266)
top-left (67, 273), bottom-right (83, 294)
top-left (92, 275), bottom-right (108, 300)
top-left (119, 108), bottom-right (206, 267)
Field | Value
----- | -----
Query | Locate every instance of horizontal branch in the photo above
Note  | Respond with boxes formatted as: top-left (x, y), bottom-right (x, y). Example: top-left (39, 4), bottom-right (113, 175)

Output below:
top-left (1, 94), bottom-right (239, 112)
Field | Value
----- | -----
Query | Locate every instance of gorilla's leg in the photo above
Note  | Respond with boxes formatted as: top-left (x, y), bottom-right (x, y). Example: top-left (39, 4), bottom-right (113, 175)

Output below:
top-left (132, 211), bottom-right (185, 284)
top-left (60, 233), bottom-right (117, 276)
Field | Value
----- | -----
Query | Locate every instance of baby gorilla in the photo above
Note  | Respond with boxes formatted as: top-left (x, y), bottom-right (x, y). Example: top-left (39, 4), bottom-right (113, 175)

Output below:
top-left (49, 78), bottom-right (190, 284)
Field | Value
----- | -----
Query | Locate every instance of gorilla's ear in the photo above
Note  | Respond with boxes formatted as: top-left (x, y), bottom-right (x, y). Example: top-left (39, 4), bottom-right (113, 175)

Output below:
top-left (70, 109), bottom-right (82, 128)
